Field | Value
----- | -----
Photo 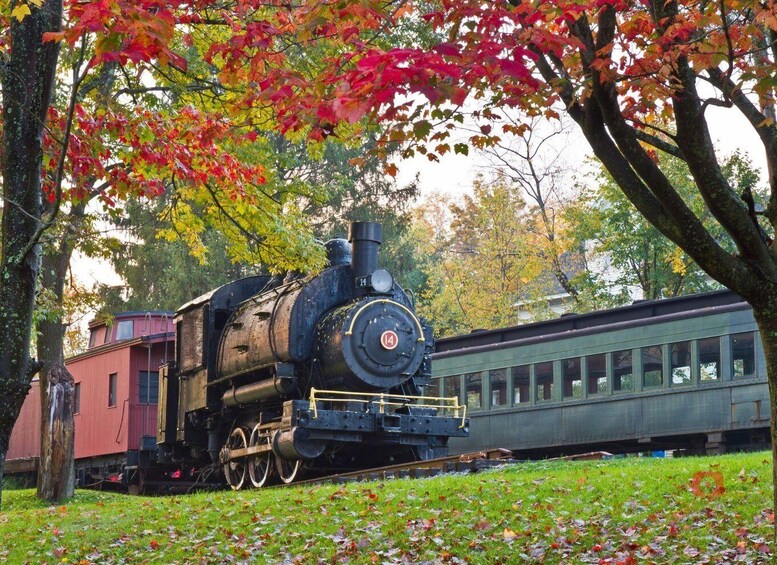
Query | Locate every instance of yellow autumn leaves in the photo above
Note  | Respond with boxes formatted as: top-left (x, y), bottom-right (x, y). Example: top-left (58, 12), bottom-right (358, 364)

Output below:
top-left (9, 0), bottom-right (44, 22)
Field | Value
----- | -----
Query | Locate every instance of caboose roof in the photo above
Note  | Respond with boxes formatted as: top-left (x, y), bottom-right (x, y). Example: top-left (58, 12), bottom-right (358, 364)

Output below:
top-left (87, 311), bottom-right (173, 329)
top-left (67, 331), bottom-right (174, 364)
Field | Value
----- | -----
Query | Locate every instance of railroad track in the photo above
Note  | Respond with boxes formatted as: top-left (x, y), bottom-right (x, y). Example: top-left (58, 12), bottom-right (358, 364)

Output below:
top-left (288, 448), bottom-right (517, 487)
top-left (121, 449), bottom-right (611, 494)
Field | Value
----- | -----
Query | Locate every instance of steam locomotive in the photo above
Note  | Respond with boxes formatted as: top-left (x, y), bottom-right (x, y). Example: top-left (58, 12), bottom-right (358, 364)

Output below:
top-left (156, 222), bottom-right (469, 488)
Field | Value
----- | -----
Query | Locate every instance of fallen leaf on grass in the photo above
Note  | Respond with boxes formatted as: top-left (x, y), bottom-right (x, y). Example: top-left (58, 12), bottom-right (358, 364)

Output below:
top-left (689, 471), bottom-right (725, 499)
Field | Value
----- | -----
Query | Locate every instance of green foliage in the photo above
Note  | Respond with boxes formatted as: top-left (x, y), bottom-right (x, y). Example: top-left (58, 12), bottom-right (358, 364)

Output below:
top-left (0, 474), bottom-right (32, 491)
top-left (0, 452), bottom-right (772, 562)
top-left (99, 199), bottom-right (264, 312)
top-left (564, 153), bottom-right (753, 301)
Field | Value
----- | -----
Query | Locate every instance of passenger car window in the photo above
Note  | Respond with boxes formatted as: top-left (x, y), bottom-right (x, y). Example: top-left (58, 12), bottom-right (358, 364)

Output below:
top-left (489, 369), bottom-right (507, 407)
top-left (465, 372), bottom-right (483, 410)
top-left (512, 365), bottom-right (530, 404)
top-left (671, 341), bottom-right (692, 385)
top-left (731, 332), bottom-right (755, 378)
top-left (424, 377), bottom-right (441, 399)
top-left (699, 337), bottom-right (721, 381)
top-left (536, 362), bottom-right (554, 401)
top-left (587, 354), bottom-right (607, 395)
top-left (612, 350), bottom-right (633, 392)
top-left (562, 358), bottom-right (582, 399)
top-left (642, 346), bottom-right (663, 388)
top-left (444, 375), bottom-right (461, 404)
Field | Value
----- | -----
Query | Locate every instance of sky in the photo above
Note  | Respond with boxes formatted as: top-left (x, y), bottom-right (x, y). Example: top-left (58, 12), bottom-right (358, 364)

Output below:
top-left (395, 101), bottom-right (767, 200)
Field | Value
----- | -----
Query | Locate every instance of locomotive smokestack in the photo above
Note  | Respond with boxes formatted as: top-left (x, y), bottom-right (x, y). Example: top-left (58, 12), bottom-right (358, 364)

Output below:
top-left (349, 221), bottom-right (382, 284)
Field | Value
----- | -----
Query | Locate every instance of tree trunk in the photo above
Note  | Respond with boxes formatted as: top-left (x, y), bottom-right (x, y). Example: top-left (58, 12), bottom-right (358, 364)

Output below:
top-left (752, 309), bottom-right (777, 542)
top-left (0, 0), bottom-right (62, 509)
top-left (37, 365), bottom-right (75, 501)
top-left (36, 227), bottom-right (81, 502)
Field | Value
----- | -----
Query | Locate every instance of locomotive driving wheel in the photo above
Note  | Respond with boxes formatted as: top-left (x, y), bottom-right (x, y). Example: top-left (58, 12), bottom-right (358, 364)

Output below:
top-left (275, 457), bottom-right (301, 484)
top-left (248, 424), bottom-right (273, 488)
top-left (223, 427), bottom-right (248, 490)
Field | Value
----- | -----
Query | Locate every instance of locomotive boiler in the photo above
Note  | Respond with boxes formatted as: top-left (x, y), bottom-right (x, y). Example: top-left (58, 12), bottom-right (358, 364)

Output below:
top-left (156, 222), bottom-right (469, 488)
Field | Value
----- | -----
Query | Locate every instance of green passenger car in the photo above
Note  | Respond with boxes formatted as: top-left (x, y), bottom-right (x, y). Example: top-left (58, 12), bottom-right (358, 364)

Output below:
top-left (432, 290), bottom-right (769, 457)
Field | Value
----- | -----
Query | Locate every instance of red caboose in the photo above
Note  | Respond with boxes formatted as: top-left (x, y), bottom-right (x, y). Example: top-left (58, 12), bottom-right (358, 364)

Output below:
top-left (6, 312), bottom-right (174, 488)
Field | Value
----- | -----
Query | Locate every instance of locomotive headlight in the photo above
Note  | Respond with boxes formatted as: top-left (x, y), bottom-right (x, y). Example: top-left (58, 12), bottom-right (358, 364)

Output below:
top-left (370, 269), bottom-right (394, 293)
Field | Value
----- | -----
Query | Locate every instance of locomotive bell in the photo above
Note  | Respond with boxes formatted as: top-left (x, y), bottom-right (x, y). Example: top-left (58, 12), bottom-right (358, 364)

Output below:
top-left (324, 238), bottom-right (351, 267)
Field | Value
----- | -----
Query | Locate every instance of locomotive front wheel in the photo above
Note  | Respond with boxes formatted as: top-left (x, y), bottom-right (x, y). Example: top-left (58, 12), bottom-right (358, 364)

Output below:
top-left (248, 424), bottom-right (273, 488)
top-left (224, 427), bottom-right (248, 490)
top-left (275, 457), bottom-right (301, 484)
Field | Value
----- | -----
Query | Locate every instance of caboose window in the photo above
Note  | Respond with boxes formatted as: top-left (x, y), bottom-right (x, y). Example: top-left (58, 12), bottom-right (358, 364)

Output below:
top-left (535, 362), bottom-right (554, 401)
top-left (512, 365), bottom-right (529, 404)
top-left (612, 350), bottom-right (633, 392)
top-left (116, 320), bottom-right (134, 341)
top-left (489, 369), bottom-right (507, 407)
top-left (562, 358), bottom-right (582, 399)
top-left (139, 370), bottom-right (159, 404)
top-left (699, 337), bottom-right (720, 381)
top-left (670, 341), bottom-right (692, 386)
top-left (587, 354), bottom-right (607, 395)
top-left (73, 382), bottom-right (80, 414)
top-left (465, 373), bottom-right (482, 410)
top-left (108, 373), bottom-right (117, 407)
top-left (88, 329), bottom-right (98, 348)
top-left (642, 346), bottom-right (663, 388)
top-left (732, 332), bottom-right (756, 378)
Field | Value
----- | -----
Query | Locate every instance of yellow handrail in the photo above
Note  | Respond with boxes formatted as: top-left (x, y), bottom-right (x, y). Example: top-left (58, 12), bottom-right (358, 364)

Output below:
top-left (307, 387), bottom-right (468, 429)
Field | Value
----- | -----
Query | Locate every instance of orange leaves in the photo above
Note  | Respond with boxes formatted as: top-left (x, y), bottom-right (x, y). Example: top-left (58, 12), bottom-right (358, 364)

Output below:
top-left (689, 470), bottom-right (725, 499)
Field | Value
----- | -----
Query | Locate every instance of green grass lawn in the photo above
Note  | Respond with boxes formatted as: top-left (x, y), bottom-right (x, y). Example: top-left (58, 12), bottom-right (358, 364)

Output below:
top-left (0, 452), bottom-right (773, 564)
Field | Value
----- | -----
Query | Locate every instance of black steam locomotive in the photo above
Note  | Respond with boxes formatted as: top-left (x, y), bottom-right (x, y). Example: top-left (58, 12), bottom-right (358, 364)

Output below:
top-left (156, 222), bottom-right (469, 488)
